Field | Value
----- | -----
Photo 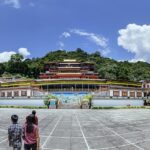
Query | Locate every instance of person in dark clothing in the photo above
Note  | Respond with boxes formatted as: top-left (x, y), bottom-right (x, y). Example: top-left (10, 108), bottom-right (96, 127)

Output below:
top-left (32, 110), bottom-right (38, 125)
top-left (8, 114), bottom-right (22, 150)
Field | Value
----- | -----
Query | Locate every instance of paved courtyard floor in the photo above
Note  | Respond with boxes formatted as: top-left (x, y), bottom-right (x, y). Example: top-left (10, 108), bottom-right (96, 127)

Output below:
top-left (0, 108), bottom-right (150, 150)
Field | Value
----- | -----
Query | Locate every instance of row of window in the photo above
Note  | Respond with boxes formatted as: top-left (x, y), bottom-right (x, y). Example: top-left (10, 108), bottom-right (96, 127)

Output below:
top-left (0, 90), bottom-right (142, 97)
top-left (143, 84), bottom-right (150, 89)
top-left (1, 91), bottom-right (27, 97)
top-left (113, 91), bottom-right (142, 97)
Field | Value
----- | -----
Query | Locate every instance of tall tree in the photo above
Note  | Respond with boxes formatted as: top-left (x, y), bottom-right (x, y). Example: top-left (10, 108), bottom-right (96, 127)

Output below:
top-left (0, 63), bottom-right (5, 75)
top-left (10, 54), bottom-right (24, 62)
top-left (7, 54), bottom-right (29, 75)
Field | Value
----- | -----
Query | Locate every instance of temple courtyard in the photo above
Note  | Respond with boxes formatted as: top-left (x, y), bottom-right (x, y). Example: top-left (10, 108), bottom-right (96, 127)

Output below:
top-left (0, 108), bottom-right (150, 150)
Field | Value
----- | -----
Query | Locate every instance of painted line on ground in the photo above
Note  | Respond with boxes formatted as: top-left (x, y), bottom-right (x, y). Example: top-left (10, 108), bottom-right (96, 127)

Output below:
top-left (89, 137), bottom-right (150, 150)
top-left (75, 112), bottom-right (90, 150)
top-left (89, 114), bottom-right (145, 150)
top-left (40, 127), bottom-right (150, 139)
top-left (0, 138), bottom-right (7, 144)
top-left (91, 143), bottom-right (131, 150)
top-left (41, 116), bottom-right (62, 150)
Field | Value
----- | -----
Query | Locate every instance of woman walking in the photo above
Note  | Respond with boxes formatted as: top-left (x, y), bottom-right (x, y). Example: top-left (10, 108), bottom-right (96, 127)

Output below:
top-left (23, 115), bottom-right (40, 150)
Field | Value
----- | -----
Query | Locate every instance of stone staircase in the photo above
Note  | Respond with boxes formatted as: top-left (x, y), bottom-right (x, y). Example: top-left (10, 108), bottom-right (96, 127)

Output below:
top-left (59, 103), bottom-right (81, 109)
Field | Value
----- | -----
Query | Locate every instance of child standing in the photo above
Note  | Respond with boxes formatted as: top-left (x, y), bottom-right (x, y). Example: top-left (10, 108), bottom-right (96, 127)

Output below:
top-left (8, 114), bottom-right (22, 150)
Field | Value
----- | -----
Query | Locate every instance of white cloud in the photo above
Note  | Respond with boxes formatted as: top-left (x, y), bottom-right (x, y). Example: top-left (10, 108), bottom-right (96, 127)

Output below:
top-left (118, 23), bottom-right (150, 63)
top-left (59, 29), bottom-right (110, 56)
top-left (101, 48), bottom-right (111, 56)
top-left (0, 47), bottom-right (30, 62)
top-left (70, 29), bottom-right (108, 48)
top-left (69, 29), bottom-right (110, 56)
top-left (0, 51), bottom-right (16, 63)
top-left (58, 41), bottom-right (65, 50)
top-left (61, 32), bottom-right (71, 38)
top-left (18, 48), bottom-right (30, 57)
top-left (4, 0), bottom-right (20, 8)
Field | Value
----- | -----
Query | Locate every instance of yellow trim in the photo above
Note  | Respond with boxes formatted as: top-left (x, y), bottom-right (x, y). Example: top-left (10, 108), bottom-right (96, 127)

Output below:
top-left (0, 80), bottom-right (142, 87)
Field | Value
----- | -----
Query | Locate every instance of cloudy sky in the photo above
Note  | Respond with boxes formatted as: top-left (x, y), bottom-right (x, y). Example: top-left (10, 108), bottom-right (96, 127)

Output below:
top-left (0, 0), bottom-right (150, 63)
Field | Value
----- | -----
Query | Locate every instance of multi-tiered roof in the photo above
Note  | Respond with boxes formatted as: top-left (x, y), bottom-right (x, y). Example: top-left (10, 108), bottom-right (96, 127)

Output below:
top-left (39, 59), bottom-right (99, 79)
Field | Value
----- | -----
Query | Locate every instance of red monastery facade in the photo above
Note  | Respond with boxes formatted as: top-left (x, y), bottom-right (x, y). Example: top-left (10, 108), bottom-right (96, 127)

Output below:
top-left (39, 59), bottom-right (99, 79)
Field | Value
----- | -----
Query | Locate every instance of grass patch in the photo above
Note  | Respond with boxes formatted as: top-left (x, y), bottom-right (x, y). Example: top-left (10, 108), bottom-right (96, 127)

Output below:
top-left (0, 105), bottom-right (47, 109)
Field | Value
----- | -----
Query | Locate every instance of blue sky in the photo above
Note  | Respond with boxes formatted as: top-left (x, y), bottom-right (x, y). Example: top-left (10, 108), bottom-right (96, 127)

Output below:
top-left (0, 0), bottom-right (150, 63)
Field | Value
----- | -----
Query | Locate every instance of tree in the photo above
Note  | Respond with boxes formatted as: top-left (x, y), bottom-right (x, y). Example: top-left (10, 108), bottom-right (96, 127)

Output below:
top-left (0, 63), bottom-right (5, 76)
top-left (98, 63), bottom-right (118, 80)
top-left (0, 49), bottom-right (149, 81)
top-left (7, 53), bottom-right (29, 76)
top-left (10, 54), bottom-right (24, 62)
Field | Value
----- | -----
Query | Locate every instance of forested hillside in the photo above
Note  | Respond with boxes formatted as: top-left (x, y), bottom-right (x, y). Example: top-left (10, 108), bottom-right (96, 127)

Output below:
top-left (0, 48), bottom-right (150, 81)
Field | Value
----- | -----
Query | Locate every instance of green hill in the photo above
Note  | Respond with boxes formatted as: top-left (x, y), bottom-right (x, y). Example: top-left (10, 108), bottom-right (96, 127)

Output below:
top-left (0, 48), bottom-right (150, 81)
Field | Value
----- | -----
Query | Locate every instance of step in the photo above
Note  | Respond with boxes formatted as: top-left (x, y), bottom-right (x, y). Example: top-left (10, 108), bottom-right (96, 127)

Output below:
top-left (59, 104), bottom-right (81, 109)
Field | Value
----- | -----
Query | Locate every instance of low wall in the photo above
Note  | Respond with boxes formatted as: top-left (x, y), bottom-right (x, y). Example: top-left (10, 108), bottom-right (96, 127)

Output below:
top-left (0, 98), bottom-right (45, 106)
top-left (0, 98), bottom-right (144, 107)
top-left (92, 99), bottom-right (144, 107)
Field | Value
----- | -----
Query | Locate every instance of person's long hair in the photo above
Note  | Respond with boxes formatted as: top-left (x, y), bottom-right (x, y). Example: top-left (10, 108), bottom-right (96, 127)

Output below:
top-left (26, 115), bottom-right (34, 133)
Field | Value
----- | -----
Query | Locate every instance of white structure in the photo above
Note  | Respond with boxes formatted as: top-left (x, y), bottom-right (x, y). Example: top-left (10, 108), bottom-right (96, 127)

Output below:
top-left (0, 86), bottom-right (33, 98)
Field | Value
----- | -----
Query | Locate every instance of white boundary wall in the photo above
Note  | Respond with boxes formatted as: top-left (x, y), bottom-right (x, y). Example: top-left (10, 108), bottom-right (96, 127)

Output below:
top-left (92, 99), bottom-right (144, 107)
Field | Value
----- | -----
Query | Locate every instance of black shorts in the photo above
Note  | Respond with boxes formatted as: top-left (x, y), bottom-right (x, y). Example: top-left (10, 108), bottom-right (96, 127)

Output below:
top-left (24, 143), bottom-right (37, 150)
